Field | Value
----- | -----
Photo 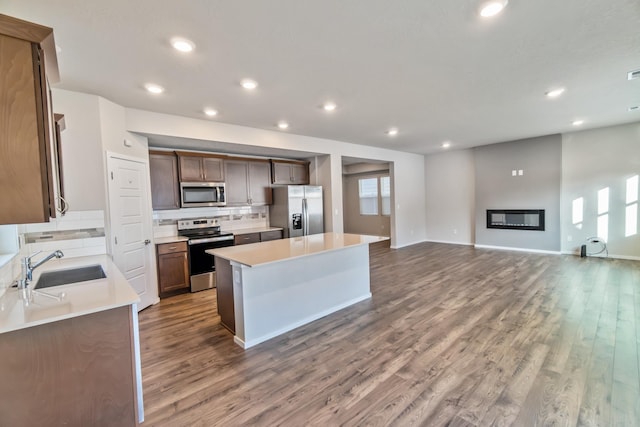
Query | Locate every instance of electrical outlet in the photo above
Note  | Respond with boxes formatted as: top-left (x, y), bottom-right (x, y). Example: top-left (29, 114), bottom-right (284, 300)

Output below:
top-left (567, 235), bottom-right (573, 242)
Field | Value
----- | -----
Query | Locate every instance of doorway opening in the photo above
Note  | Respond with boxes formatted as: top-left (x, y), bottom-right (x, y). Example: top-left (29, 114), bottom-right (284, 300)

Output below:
top-left (342, 157), bottom-right (393, 239)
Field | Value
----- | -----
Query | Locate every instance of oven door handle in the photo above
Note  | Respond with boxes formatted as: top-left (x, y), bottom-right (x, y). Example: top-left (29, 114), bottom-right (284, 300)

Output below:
top-left (188, 236), bottom-right (235, 245)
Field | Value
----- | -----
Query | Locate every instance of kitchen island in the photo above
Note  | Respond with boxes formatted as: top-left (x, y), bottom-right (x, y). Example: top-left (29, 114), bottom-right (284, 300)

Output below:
top-left (207, 232), bottom-right (387, 349)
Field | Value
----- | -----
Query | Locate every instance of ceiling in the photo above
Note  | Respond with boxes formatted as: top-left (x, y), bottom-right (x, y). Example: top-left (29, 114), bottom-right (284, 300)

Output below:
top-left (4, 0), bottom-right (640, 155)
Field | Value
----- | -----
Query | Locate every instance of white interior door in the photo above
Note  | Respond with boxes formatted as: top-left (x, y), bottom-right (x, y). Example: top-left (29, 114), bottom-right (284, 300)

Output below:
top-left (107, 154), bottom-right (158, 311)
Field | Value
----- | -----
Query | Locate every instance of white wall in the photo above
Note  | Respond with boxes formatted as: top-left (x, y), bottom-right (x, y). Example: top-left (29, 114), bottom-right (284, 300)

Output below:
top-left (125, 109), bottom-right (427, 248)
top-left (561, 122), bottom-right (640, 259)
top-left (51, 89), bottom-right (106, 211)
top-left (98, 98), bottom-right (150, 158)
top-left (424, 150), bottom-right (475, 245)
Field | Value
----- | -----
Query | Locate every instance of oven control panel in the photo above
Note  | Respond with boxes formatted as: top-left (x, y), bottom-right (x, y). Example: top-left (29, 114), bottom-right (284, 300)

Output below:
top-left (178, 218), bottom-right (219, 230)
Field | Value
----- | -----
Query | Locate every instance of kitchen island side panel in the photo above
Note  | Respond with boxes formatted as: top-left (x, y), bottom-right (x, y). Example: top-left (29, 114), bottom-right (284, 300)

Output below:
top-left (232, 244), bottom-right (371, 348)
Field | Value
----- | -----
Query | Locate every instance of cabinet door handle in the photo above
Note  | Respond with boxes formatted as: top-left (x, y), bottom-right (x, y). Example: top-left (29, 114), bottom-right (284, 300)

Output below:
top-left (57, 196), bottom-right (69, 215)
top-left (169, 246), bottom-right (176, 250)
top-left (144, 239), bottom-right (151, 245)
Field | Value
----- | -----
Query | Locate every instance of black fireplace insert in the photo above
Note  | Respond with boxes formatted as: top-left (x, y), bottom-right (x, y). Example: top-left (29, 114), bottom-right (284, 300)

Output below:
top-left (486, 209), bottom-right (545, 231)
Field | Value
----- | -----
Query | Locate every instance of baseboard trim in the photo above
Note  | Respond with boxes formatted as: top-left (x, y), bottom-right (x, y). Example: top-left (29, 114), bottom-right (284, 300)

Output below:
top-left (424, 239), bottom-right (474, 246)
top-left (474, 244), bottom-right (561, 255)
top-left (561, 250), bottom-right (640, 261)
top-left (391, 239), bottom-right (427, 249)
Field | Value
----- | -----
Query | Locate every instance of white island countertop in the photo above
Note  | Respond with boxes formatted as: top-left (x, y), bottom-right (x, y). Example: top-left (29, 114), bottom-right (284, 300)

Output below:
top-left (208, 232), bottom-right (388, 267)
top-left (0, 255), bottom-right (140, 334)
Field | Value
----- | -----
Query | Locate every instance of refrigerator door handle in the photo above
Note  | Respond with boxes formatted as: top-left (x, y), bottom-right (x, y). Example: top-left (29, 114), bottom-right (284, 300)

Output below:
top-left (302, 198), bottom-right (308, 235)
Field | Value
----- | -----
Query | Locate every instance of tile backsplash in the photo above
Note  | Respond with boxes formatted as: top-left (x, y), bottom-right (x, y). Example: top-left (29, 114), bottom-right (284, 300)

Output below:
top-left (0, 210), bottom-right (106, 297)
top-left (1, 206), bottom-right (271, 295)
top-left (153, 206), bottom-right (269, 238)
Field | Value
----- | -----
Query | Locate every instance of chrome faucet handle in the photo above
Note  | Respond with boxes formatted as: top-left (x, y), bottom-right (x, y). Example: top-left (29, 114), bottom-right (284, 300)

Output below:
top-left (21, 250), bottom-right (64, 285)
top-left (24, 250), bottom-right (43, 264)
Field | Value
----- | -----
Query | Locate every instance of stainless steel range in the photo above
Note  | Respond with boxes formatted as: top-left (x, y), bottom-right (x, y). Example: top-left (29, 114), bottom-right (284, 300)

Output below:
top-left (177, 218), bottom-right (234, 292)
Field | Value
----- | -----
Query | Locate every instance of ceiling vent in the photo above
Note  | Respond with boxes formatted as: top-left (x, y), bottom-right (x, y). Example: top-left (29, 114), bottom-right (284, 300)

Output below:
top-left (628, 69), bottom-right (640, 80)
top-left (629, 106), bottom-right (639, 112)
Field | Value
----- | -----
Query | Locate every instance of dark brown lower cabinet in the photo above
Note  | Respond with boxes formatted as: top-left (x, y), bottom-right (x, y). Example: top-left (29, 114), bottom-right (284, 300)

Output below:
top-left (215, 256), bottom-right (234, 333)
top-left (234, 232), bottom-right (260, 245)
top-left (260, 230), bottom-right (283, 241)
top-left (0, 306), bottom-right (139, 427)
top-left (157, 242), bottom-right (190, 297)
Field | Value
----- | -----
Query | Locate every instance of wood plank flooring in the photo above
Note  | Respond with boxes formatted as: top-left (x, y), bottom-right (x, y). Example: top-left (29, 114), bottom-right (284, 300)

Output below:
top-left (138, 242), bottom-right (640, 426)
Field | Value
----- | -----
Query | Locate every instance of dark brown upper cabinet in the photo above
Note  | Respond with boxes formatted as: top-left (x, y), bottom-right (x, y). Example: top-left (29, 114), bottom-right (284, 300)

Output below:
top-left (271, 159), bottom-right (310, 185)
top-left (176, 151), bottom-right (225, 182)
top-left (149, 151), bottom-right (180, 210)
top-left (0, 14), bottom-right (60, 224)
top-left (224, 158), bottom-right (272, 206)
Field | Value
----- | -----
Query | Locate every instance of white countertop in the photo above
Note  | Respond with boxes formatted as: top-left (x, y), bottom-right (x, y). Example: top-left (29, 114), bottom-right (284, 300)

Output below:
top-left (0, 255), bottom-right (140, 334)
top-left (154, 235), bottom-right (189, 244)
top-left (207, 232), bottom-right (388, 267)
top-left (227, 226), bottom-right (283, 235)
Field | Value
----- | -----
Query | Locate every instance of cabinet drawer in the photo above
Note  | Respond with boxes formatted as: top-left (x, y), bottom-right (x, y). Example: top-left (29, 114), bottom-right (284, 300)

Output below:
top-left (234, 233), bottom-right (260, 245)
top-left (260, 230), bottom-right (282, 242)
top-left (157, 241), bottom-right (187, 255)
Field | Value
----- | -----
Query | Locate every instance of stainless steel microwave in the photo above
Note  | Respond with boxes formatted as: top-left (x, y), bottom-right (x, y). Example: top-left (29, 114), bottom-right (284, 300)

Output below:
top-left (180, 182), bottom-right (226, 207)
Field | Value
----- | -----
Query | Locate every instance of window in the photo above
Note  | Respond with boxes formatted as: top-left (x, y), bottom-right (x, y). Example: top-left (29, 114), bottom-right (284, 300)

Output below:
top-left (381, 176), bottom-right (391, 216)
top-left (358, 175), bottom-right (391, 216)
top-left (626, 175), bottom-right (638, 237)
top-left (358, 178), bottom-right (378, 215)
top-left (572, 197), bottom-right (583, 229)
top-left (597, 187), bottom-right (609, 242)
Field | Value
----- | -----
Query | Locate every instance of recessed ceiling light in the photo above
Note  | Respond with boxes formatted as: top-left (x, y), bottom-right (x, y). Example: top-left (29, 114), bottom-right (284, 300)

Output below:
top-left (204, 109), bottom-right (218, 117)
top-left (479, 0), bottom-right (508, 18)
top-left (323, 102), bottom-right (337, 112)
top-left (241, 79), bottom-right (258, 90)
top-left (386, 128), bottom-right (399, 136)
top-left (545, 88), bottom-right (565, 98)
top-left (277, 121), bottom-right (289, 130)
top-left (144, 83), bottom-right (164, 94)
top-left (572, 120), bottom-right (584, 126)
top-left (442, 141), bottom-right (451, 148)
top-left (171, 37), bottom-right (195, 53)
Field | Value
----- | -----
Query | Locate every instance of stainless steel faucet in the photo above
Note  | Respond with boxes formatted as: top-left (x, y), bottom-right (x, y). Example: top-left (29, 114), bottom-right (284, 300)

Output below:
top-left (18, 250), bottom-right (65, 289)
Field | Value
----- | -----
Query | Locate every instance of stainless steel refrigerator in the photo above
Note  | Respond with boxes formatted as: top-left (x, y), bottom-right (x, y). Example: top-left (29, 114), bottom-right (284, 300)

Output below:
top-left (269, 185), bottom-right (324, 238)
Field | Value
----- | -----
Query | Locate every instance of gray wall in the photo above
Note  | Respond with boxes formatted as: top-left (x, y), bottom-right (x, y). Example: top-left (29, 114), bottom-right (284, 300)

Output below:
top-left (424, 149), bottom-right (475, 244)
top-left (474, 135), bottom-right (562, 251)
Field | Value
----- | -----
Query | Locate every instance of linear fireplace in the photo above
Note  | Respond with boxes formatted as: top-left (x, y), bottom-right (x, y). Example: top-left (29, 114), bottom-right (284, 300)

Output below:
top-left (486, 209), bottom-right (545, 231)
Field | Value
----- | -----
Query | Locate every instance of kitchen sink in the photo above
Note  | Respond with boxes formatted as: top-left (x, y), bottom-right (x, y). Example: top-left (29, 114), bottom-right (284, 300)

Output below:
top-left (34, 265), bottom-right (106, 289)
